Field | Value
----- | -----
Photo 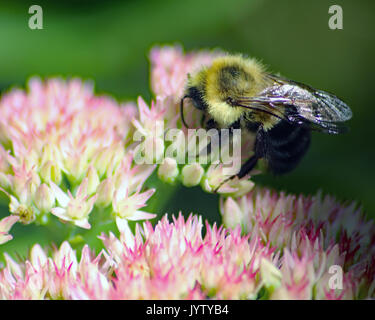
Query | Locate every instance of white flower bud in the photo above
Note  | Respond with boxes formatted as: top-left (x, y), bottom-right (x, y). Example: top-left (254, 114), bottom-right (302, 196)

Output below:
top-left (92, 144), bottom-right (125, 178)
top-left (229, 180), bottom-right (254, 198)
top-left (40, 160), bottom-right (62, 185)
top-left (40, 142), bottom-right (61, 167)
top-left (181, 163), bottom-right (204, 187)
top-left (34, 183), bottom-right (55, 214)
top-left (86, 166), bottom-right (100, 195)
top-left (96, 178), bottom-right (114, 207)
top-left (221, 197), bottom-right (243, 229)
top-left (157, 157), bottom-right (179, 183)
top-left (260, 259), bottom-right (282, 291)
top-left (93, 147), bottom-right (116, 178)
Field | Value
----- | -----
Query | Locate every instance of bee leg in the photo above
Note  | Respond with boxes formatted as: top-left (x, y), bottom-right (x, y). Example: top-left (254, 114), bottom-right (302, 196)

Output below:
top-left (202, 119), bottom-right (219, 156)
top-left (213, 128), bottom-right (265, 193)
top-left (235, 155), bottom-right (260, 179)
top-left (236, 128), bottom-right (265, 179)
top-left (213, 155), bottom-right (259, 193)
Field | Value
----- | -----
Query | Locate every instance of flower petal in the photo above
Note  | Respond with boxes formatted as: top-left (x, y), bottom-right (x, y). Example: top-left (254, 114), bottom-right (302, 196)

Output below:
top-left (51, 207), bottom-right (69, 221)
top-left (0, 215), bottom-right (19, 233)
top-left (126, 210), bottom-right (156, 221)
top-left (50, 182), bottom-right (70, 207)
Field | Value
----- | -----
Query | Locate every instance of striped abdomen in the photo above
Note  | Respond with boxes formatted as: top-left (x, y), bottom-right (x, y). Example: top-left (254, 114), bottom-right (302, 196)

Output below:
top-left (264, 120), bottom-right (311, 174)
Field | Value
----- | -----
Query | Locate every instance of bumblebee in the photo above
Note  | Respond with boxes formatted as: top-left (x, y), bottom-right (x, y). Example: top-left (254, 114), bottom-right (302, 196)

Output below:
top-left (181, 54), bottom-right (352, 180)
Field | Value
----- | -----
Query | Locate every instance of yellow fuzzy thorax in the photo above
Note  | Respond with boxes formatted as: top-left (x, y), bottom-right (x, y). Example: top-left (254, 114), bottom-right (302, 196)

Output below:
top-left (189, 54), bottom-right (269, 128)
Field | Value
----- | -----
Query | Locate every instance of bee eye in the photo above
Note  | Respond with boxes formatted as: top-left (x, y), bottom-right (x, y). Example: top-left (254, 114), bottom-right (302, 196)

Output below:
top-left (226, 97), bottom-right (235, 106)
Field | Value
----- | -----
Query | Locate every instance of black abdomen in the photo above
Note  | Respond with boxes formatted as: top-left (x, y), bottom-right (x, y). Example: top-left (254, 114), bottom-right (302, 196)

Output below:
top-left (264, 120), bottom-right (311, 174)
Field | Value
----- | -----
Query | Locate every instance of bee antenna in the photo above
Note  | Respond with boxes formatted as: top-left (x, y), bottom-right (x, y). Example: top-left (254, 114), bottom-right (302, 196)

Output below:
top-left (180, 95), bottom-right (190, 128)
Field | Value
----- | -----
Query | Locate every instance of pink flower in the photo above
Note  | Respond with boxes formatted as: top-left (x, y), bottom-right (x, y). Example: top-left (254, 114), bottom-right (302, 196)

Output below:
top-left (103, 214), bottom-right (274, 299)
top-left (150, 45), bottom-right (219, 102)
top-left (150, 45), bottom-right (218, 129)
top-left (50, 179), bottom-right (97, 229)
top-left (0, 77), bottom-right (156, 235)
top-left (0, 214), bottom-right (273, 299)
top-left (0, 203), bottom-right (374, 300)
top-left (113, 188), bottom-right (156, 228)
top-left (0, 241), bottom-right (110, 300)
top-left (0, 215), bottom-right (19, 245)
top-left (221, 188), bottom-right (375, 299)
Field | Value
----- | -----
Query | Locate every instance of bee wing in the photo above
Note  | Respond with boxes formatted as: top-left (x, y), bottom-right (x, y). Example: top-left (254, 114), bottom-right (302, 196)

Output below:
top-left (234, 74), bottom-right (352, 134)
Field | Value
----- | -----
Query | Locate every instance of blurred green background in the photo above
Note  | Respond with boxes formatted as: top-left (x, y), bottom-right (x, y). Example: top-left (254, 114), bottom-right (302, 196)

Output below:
top-left (0, 0), bottom-right (374, 256)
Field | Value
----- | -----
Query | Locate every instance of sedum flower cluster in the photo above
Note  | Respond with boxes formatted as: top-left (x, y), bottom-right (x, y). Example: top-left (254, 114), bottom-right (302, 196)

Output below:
top-left (0, 190), bottom-right (374, 300)
top-left (0, 213), bottom-right (270, 299)
top-left (0, 45), bottom-right (254, 236)
top-left (221, 189), bottom-right (375, 299)
top-left (0, 78), bottom-right (155, 231)
top-left (0, 45), bottom-right (373, 300)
